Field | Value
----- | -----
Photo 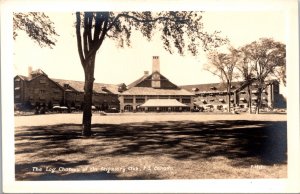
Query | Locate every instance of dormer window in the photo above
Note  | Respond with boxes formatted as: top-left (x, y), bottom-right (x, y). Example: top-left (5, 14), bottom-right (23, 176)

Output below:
top-left (151, 73), bottom-right (161, 88)
top-left (64, 84), bottom-right (69, 88)
top-left (210, 86), bottom-right (216, 90)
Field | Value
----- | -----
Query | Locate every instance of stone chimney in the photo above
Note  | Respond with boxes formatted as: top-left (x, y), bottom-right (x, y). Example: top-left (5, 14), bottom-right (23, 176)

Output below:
top-left (28, 66), bottom-right (33, 79)
top-left (151, 56), bottom-right (161, 88)
top-left (144, 71), bottom-right (149, 76)
top-left (152, 56), bottom-right (160, 73)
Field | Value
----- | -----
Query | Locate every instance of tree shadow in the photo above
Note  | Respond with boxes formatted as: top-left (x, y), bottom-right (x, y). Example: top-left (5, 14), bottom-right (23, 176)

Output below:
top-left (90, 120), bottom-right (287, 165)
top-left (15, 119), bottom-right (287, 180)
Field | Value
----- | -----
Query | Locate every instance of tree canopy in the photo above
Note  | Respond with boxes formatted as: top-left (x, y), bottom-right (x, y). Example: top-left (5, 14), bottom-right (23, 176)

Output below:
top-left (13, 12), bottom-right (59, 48)
top-left (205, 47), bottom-right (241, 112)
top-left (75, 12), bottom-right (227, 66)
top-left (204, 38), bottom-right (286, 113)
top-left (242, 38), bottom-right (286, 85)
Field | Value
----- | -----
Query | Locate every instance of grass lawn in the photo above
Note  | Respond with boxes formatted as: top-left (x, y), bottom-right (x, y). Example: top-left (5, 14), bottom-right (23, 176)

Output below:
top-left (15, 113), bottom-right (287, 180)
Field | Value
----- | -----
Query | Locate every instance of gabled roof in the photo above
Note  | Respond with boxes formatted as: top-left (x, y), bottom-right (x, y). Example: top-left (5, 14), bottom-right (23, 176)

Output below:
top-left (15, 69), bottom-right (121, 94)
top-left (181, 82), bottom-right (241, 93)
top-left (181, 79), bottom-right (279, 94)
top-left (123, 71), bottom-right (193, 96)
top-left (127, 71), bottom-right (179, 89)
top-left (127, 74), bottom-right (150, 89)
top-left (52, 78), bottom-right (120, 94)
top-left (93, 82), bottom-right (120, 94)
top-left (15, 75), bottom-right (29, 81)
top-left (121, 87), bottom-right (193, 96)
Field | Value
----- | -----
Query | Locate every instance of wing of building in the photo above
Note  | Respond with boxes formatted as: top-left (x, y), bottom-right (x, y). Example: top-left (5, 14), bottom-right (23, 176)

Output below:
top-left (14, 67), bottom-right (123, 111)
top-left (181, 80), bottom-right (286, 111)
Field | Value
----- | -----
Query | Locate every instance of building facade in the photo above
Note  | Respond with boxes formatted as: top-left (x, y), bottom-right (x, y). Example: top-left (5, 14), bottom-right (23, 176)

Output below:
top-left (181, 80), bottom-right (286, 111)
top-left (14, 68), bottom-right (122, 111)
top-left (119, 56), bottom-right (194, 112)
top-left (15, 59), bottom-right (285, 113)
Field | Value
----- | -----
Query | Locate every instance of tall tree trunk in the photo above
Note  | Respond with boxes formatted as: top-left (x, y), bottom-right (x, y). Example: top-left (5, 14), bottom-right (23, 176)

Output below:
top-left (227, 83), bottom-right (231, 113)
top-left (247, 85), bottom-right (252, 114)
top-left (82, 57), bottom-right (95, 136)
top-left (256, 87), bottom-right (262, 114)
top-left (228, 93), bottom-right (231, 113)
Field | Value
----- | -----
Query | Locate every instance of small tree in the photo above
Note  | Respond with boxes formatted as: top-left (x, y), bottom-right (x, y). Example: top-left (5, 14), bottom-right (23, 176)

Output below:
top-left (205, 47), bottom-right (240, 112)
top-left (76, 11), bottom-right (227, 136)
top-left (242, 38), bottom-right (286, 114)
top-left (235, 45), bottom-right (257, 113)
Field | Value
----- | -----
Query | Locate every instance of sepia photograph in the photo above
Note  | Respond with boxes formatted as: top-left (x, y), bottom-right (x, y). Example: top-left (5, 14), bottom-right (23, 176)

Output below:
top-left (1, 0), bottom-right (299, 193)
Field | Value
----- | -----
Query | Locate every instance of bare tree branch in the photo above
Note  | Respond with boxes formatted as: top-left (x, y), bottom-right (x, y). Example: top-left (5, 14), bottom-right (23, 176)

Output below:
top-left (76, 12), bottom-right (85, 66)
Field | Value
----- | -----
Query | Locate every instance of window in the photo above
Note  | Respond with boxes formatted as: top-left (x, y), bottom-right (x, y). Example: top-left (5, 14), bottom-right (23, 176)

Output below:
top-left (252, 96), bottom-right (258, 101)
top-left (40, 90), bottom-right (46, 94)
top-left (124, 105), bottom-right (133, 112)
top-left (159, 96), bottom-right (169, 99)
top-left (124, 98), bottom-right (133, 103)
top-left (147, 95), bottom-right (158, 99)
top-left (136, 98), bottom-right (145, 103)
top-left (239, 98), bottom-right (246, 102)
top-left (251, 90), bottom-right (258, 94)
top-left (182, 98), bottom-right (191, 103)
top-left (15, 95), bottom-right (20, 99)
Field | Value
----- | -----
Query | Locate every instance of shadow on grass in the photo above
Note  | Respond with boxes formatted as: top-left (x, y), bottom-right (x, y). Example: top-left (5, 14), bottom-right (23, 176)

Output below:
top-left (15, 119), bottom-right (287, 180)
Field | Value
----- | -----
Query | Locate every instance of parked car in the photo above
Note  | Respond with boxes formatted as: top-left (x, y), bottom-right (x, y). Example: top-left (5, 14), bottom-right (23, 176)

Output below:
top-left (106, 108), bottom-right (119, 113)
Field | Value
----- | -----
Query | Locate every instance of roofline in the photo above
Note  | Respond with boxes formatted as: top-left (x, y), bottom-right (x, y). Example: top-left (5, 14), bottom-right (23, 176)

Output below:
top-left (180, 79), bottom-right (279, 88)
top-left (14, 75), bottom-right (28, 81)
top-left (127, 71), bottom-right (181, 90)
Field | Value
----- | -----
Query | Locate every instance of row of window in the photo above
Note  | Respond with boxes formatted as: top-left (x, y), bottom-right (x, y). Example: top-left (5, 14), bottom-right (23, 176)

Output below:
top-left (197, 89), bottom-right (268, 97)
top-left (124, 95), bottom-right (188, 98)
top-left (124, 98), bottom-right (191, 104)
top-left (123, 105), bottom-right (191, 112)
top-left (197, 97), bottom-right (268, 104)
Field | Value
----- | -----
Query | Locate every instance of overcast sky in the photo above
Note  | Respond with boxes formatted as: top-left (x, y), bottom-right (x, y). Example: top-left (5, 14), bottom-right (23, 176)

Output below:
top-left (13, 9), bottom-right (286, 86)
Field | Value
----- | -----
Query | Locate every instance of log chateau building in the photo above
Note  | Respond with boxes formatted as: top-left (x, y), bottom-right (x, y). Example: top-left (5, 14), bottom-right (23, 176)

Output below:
top-left (14, 56), bottom-right (286, 112)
